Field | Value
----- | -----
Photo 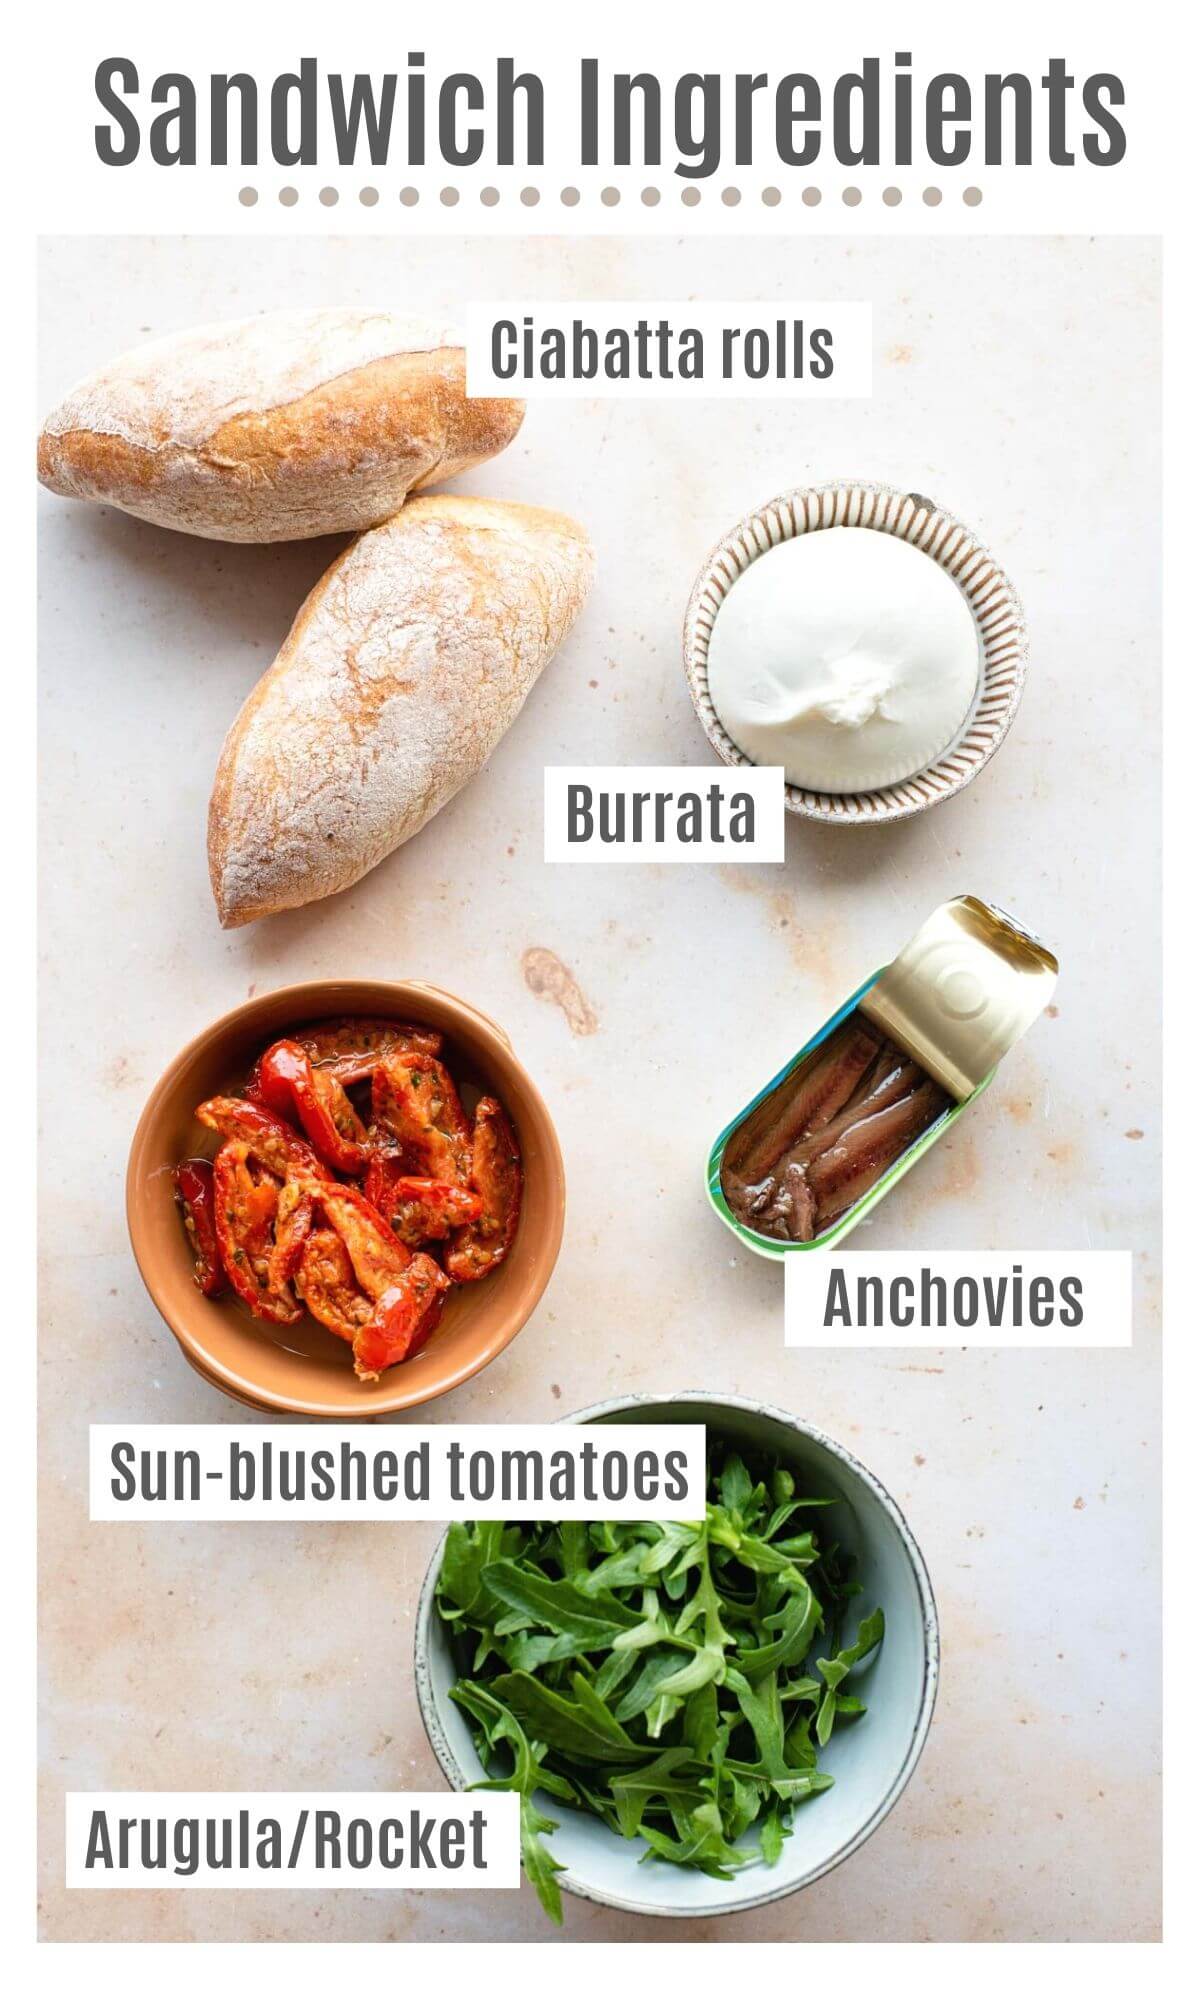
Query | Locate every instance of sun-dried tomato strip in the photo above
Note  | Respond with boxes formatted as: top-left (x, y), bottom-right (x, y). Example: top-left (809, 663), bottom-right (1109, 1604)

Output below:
top-left (251, 1039), bottom-right (371, 1176)
top-left (212, 1142), bottom-right (300, 1325)
top-left (196, 1097), bottom-right (325, 1181)
top-left (352, 1256), bottom-right (451, 1380)
top-left (268, 1180), bottom-right (315, 1293)
top-left (288, 1017), bottom-right (443, 1086)
top-left (173, 1158), bottom-right (225, 1296)
top-left (445, 1097), bottom-right (523, 1283)
top-left (294, 1227), bottom-right (372, 1344)
top-left (363, 1156), bottom-right (483, 1246)
top-left (372, 1054), bottom-right (472, 1182)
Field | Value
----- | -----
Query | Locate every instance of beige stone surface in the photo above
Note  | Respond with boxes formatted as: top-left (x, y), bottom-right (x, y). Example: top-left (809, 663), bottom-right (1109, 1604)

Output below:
top-left (38, 233), bottom-right (1161, 1942)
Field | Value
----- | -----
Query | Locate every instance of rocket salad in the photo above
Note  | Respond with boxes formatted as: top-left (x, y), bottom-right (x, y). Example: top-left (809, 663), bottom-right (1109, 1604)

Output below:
top-left (434, 1443), bottom-right (884, 1923)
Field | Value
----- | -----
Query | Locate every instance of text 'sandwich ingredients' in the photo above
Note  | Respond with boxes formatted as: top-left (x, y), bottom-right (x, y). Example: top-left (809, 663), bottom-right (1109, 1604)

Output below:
top-left (435, 1443), bottom-right (884, 1925)
top-left (173, 1017), bottom-right (522, 1381)
top-left (36, 307), bottom-right (525, 542)
top-left (208, 495), bottom-right (595, 927)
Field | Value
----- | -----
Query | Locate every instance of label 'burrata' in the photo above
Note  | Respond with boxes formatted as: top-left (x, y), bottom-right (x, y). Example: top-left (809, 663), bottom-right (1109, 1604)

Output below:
top-left (706, 527), bottom-right (981, 793)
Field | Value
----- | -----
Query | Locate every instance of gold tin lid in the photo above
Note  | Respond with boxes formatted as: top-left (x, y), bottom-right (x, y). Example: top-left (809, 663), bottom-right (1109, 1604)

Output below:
top-left (860, 896), bottom-right (1058, 1102)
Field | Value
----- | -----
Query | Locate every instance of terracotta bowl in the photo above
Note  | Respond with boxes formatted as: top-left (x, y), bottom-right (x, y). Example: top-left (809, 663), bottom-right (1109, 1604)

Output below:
top-left (683, 479), bottom-right (1028, 824)
top-left (126, 979), bottom-right (565, 1417)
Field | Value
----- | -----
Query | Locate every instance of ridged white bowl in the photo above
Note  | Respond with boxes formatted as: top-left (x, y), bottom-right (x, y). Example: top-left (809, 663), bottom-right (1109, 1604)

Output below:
top-left (683, 481), bottom-right (1028, 824)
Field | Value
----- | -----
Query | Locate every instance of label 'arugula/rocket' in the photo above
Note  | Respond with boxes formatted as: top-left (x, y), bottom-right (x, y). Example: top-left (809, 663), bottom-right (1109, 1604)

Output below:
top-left (434, 1442), bottom-right (884, 1923)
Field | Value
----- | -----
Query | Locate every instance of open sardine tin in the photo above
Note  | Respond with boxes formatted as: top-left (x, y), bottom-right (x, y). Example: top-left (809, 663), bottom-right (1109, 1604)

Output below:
top-left (708, 897), bottom-right (1059, 1257)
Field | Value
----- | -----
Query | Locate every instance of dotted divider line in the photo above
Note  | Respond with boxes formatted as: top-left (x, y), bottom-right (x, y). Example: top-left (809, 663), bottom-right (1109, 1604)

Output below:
top-left (238, 183), bottom-right (984, 208)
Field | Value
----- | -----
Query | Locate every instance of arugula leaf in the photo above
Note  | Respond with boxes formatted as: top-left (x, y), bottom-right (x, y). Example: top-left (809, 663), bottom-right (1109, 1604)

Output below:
top-left (817, 1606), bottom-right (886, 1688)
top-left (737, 1578), bottom-right (821, 1676)
top-left (609, 1746), bottom-right (709, 1838)
top-left (575, 1542), bottom-right (660, 1597)
top-left (638, 1519), bottom-right (704, 1580)
top-left (482, 1560), bottom-right (642, 1651)
top-left (592, 1644), bottom-right (640, 1703)
top-left (719, 1453), bottom-right (754, 1517)
top-left (557, 1522), bottom-right (590, 1576)
top-left (709, 1510), bottom-right (816, 1578)
top-left (449, 1681), bottom-right (575, 1802)
top-left (682, 1680), bottom-right (721, 1762)
top-left (638, 1801), bottom-right (750, 1880)
top-left (492, 1670), bottom-right (651, 1765)
top-left (435, 1522), bottom-right (516, 1668)
top-left (520, 1793), bottom-right (566, 1925)
top-left (609, 1587), bottom-right (683, 1657)
top-left (448, 1681), bottom-right (572, 1925)
top-left (815, 1608), bottom-right (886, 1745)
top-left (759, 1804), bottom-right (787, 1866)
top-left (439, 1520), bottom-right (513, 1606)
top-left (613, 1646), bottom-right (695, 1723)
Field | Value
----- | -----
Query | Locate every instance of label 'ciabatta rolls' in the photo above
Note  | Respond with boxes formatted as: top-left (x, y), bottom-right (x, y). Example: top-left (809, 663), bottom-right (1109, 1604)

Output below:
top-left (37, 308), bottom-right (525, 542)
top-left (208, 495), bottom-right (595, 926)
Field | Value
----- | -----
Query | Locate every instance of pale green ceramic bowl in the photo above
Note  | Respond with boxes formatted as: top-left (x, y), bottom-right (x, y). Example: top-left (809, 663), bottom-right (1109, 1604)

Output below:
top-left (414, 1392), bottom-right (939, 1922)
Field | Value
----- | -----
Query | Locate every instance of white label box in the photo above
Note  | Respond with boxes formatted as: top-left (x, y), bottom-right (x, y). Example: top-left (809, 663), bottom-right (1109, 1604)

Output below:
top-left (90, 1423), bottom-right (706, 1522)
top-left (544, 765), bottom-right (785, 862)
top-left (65, 1793), bottom-right (519, 1889)
top-left (467, 300), bottom-right (872, 397)
top-left (785, 1251), bottom-right (1133, 1347)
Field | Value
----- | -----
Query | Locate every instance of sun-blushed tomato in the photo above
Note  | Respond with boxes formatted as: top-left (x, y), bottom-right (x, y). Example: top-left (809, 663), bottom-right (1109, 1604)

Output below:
top-left (445, 1097), bottom-right (523, 1283)
top-left (371, 1054), bottom-right (472, 1183)
top-left (294, 1227), bottom-right (372, 1344)
top-left (212, 1142), bottom-right (301, 1325)
top-left (196, 1096), bottom-right (325, 1181)
top-left (173, 1158), bottom-right (225, 1296)
top-left (362, 1157), bottom-right (482, 1246)
top-left (252, 1040), bottom-right (371, 1176)
top-left (352, 1256), bottom-right (451, 1380)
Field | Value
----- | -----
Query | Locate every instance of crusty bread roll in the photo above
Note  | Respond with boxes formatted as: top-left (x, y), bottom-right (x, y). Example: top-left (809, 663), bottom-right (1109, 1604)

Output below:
top-left (37, 308), bottom-right (525, 542)
top-left (208, 495), bottom-right (594, 926)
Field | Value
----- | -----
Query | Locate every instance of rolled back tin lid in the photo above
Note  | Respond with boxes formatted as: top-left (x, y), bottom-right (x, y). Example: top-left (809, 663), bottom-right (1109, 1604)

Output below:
top-left (860, 896), bottom-right (1058, 1102)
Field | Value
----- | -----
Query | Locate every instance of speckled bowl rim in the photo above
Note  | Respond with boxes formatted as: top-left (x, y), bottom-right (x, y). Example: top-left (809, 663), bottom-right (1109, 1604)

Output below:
top-left (125, 978), bottom-right (566, 1419)
top-left (683, 479), bottom-right (1029, 824)
top-left (414, 1390), bottom-right (940, 1922)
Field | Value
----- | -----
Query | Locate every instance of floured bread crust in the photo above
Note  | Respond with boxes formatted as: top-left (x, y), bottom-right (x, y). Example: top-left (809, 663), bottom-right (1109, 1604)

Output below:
top-left (208, 495), bottom-right (595, 925)
top-left (37, 308), bottom-right (525, 541)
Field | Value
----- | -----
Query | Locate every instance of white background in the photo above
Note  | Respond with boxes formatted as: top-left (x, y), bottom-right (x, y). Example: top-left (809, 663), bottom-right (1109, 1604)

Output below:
top-left (9, 0), bottom-right (1192, 1988)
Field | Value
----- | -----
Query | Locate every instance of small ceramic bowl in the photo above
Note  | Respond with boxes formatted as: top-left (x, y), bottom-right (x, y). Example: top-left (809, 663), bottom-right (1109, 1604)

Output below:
top-left (126, 979), bottom-right (565, 1417)
top-left (414, 1392), bottom-right (939, 1922)
top-left (684, 479), bottom-right (1028, 824)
